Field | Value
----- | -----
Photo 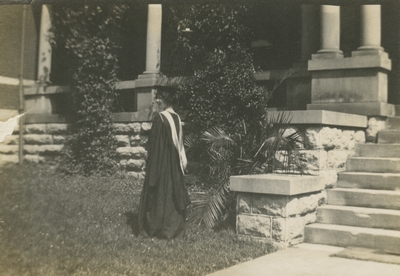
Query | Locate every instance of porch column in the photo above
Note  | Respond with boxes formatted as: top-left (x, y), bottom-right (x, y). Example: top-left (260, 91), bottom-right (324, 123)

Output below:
top-left (313, 5), bottom-right (343, 59)
top-left (37, 5), bottom-right (52, 83)
top-left (355, 5), bottom-right (383, 55)
top-left (134, 4), bottom-right (165, 113)
top-left (144, 4), bottom-right (162, 75)
top-left (300, 5), bottom-right (319, 61)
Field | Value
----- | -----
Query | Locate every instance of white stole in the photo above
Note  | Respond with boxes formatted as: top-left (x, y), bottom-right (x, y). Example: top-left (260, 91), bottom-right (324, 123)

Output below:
top-left (160, 109), bottom-right (187, 174)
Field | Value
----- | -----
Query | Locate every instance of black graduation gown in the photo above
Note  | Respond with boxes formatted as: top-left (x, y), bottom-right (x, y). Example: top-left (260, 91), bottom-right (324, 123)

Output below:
top-left (138, 112), bottom-right (191, 239)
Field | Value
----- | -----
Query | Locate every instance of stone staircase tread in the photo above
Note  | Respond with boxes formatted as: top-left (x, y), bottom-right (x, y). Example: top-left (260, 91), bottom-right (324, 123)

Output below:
top-left (317, 205), bottom-right (400, 230)
top-left (349, 157), bottom-right (400, 160)
top-left (379, 129), bottom-right (400, 132)
top-left (355, 143), bottom-right (400, 156)
top-left (319, 204), bottom-right (400, 214)
top-left (346, 157), bottom-right (400, 173)
top-left (331, 187), bottom-right (400, 195)
top-left (327, 188), bottom-right (400, 210)
top-left (306, 223), bottom-right (400, 237)
top-left (357, 143), bottom-right (400, 145)
top-left (305, 223), bottom-right (400, 254)
top-left (386, 116), bottom-right (400, 126)
top-left (339, 171), bottom-right (400, 176)
top-left (337, 171), bottom-right (400, 191)
top-left (378, 130), bottom-right (400, 144)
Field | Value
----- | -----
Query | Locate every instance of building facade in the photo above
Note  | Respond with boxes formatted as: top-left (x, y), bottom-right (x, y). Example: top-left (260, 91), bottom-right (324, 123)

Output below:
top-left (1, 2), bottom-right (400, 117)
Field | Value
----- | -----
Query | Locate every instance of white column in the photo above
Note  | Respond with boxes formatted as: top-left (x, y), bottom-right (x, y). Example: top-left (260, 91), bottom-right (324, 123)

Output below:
top-left (37, 5), bottom-right (52, 83)
top-left (316, 5), bottom-right (343, 58)
top-left (144, 4), bottom-right (162, 75)
top-left (301, 5), bottom-right (319, 61)
top-left (358, 5), bottom-right (383, 52)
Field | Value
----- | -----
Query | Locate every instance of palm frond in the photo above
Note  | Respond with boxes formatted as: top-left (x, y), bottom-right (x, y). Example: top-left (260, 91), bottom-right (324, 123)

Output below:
top-left (184, 132), bottom-right (199, 149)
top-left (188, 176), bottom-right (230, 228)
top-left (266, 110), bottom-right (293, 126)
top-left (202, 126), bottom-right (234, 150)
top-left (265, 70), bottom-right (297, 102)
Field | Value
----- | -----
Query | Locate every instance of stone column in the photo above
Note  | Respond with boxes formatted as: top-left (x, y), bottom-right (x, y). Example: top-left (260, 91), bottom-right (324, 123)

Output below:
top-left (355, 5), bottom-right (383, 55)
top-left (144, 4), bottom-right (162, 75)
top-left (313, 5), bottom-right (343, 59)
top-left (37, 5), bottom-right (52, 83)
top-left (301, 5), bottom-right (320, 62)
top-left (134, 4), bottom-right (165, 113)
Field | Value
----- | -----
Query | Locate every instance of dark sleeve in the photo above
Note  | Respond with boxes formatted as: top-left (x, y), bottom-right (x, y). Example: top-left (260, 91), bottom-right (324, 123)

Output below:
top-left (145, 113), bottom-right (168, 187)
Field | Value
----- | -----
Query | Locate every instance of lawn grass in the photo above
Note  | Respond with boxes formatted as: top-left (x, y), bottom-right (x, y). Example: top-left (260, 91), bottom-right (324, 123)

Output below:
top-left (0, 164), bottom-right (275, 276)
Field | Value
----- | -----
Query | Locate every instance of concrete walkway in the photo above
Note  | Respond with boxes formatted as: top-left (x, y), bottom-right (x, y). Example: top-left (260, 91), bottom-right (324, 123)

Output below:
top-left (207, 243), bottom-right (400, 276)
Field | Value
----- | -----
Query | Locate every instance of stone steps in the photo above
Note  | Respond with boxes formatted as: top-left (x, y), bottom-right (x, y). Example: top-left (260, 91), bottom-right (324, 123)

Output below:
top-left (355, 143), bottom-right (400, 158)
top-left (338, 172), bottom-right (400, 191)
top-left (327, 188), bottom-right (400, 210)
top-left (316, 205), bottom-right (400, 231)
top-left (304, 223), bottom-right (400, 255)
top-left (346, 157), bottom-right (400, 173)
top-left (305, 113), bottom-right (400, 252)
top-left (378, 130), bottom-right (400, 144)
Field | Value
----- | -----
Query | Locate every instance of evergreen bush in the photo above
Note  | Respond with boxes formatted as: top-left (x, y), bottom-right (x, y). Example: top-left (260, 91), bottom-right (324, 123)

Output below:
top-left (52, 4), bottom-right (128, 175)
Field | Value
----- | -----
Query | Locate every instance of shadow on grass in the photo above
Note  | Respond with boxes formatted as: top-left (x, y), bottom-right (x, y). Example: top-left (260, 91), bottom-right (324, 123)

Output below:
top-left (124, 211), bottom-right (140, 236)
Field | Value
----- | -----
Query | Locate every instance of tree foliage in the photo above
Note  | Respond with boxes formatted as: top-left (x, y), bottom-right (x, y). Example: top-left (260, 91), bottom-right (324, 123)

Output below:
top-left (52, 4), bottom-right (128, 175)
top-left (172, 4), bottom-right (268, 134)
top-left (170, 4), bottom-right (303, 228)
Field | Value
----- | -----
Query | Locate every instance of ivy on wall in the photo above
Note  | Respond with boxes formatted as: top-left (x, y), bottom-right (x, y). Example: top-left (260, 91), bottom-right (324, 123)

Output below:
top-left (52, 4), bottom-right (128, 175)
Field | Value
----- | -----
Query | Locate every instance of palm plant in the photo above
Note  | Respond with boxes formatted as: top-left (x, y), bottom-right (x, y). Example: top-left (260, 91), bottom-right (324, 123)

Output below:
top-left (186, 111), bottom-right (304, 228)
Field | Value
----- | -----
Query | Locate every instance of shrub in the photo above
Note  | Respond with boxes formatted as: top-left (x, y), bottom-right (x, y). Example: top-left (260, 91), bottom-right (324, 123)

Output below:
top-left (170, 4), bottom-right (303, 227)
top-left (52, 4), bottom-right (128, 175)
top-left (172, 4), bottom-right (268, 135)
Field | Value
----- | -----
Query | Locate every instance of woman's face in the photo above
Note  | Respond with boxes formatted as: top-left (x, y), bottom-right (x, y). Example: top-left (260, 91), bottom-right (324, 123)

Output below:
top-left (156, 93), bottom-right (169, 111)
top-left (156, 96), bottom-right (168, 111)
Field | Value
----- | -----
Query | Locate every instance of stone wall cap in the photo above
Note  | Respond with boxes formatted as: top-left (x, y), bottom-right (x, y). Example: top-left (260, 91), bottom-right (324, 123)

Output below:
top-left (267, 110), bottom-right (367, 128)
top-left (25, 114), bottom-right (68, 124)
top-left (230, 173), bottom-right (323, 195)
top-left (308, 54), bottom-right (391, 71)
top-left (24, 85), bottom-right (70, 95)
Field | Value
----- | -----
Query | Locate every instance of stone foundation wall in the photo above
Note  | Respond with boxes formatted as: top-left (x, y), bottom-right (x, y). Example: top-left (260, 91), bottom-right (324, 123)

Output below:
top-left (0, 115), bottom-right (385, 185)
top-left (114, 122), bottom-right (151, 181)
top-left (277, 125), bottom-right (366, 189)
top-left (0, 121), bottom-right (152, 181)
top-left (0, 123), bottom-right (67, 164)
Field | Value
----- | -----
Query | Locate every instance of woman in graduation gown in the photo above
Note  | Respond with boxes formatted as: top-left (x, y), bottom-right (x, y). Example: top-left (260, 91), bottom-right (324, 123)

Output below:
top-left (138, 87), bottom-right (191, 239)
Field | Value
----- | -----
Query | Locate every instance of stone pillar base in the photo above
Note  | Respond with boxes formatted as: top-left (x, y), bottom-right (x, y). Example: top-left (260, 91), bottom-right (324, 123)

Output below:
top-left (231, 174), bottom-right (324, 247)
top-left (352, 48), bottom-right (386, 57)
top-left (138, 72), bottom-right (164, 80)
top-left (308, 54), bottom-right (391, 113)
top-left (312, 51), bottom-right (343, 60)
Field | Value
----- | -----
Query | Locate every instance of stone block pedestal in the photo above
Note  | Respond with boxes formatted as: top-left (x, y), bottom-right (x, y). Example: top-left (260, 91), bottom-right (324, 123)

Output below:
top-left (307, 53), bottom-right (392, 116)
top-left (231, 174), bottom-right (325, 247)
